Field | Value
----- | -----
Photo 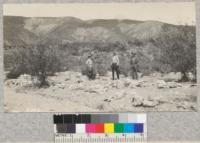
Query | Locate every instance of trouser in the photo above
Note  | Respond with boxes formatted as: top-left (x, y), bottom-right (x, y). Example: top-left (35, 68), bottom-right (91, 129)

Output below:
top-left (112, 63), bottom-right (120, 80)
top-left (87, 67), bottom-right (95, 80)
top-left (131, 65), bottom-right (138, 79)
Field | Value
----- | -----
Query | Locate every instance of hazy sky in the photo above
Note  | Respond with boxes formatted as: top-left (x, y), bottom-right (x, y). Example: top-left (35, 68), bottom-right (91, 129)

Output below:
top-left (3, 2), bottom-right (195, 25)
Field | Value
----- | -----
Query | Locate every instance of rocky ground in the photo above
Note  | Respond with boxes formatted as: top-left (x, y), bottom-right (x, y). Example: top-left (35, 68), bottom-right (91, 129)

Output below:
top-left (4, 71), bottom-right (197, 112)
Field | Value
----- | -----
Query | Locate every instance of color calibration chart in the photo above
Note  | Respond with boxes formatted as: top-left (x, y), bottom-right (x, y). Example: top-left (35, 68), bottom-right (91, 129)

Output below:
top-left (54, 114), bottom-right (147, 143)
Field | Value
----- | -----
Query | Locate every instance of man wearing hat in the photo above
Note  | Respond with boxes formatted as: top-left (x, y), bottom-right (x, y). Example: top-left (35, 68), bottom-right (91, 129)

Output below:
top-left (111, 52), bottom-right (120, 80)
top-left (130, 51), bottom-right (138, 79)
top-left (86, 54), bottom-right (95, 80)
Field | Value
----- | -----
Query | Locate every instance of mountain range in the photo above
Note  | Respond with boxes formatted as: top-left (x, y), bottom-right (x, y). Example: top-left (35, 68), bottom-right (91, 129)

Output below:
top-left (4, 16), bottom-right (193, 47)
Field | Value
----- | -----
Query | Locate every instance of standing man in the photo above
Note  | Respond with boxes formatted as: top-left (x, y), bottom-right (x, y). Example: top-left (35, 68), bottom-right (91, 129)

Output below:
top-left (86, 54), bottom-right (95, 80)
top-left (130, 52), bottom-right (138, 80)
top-left (111, 52), bottom-right (120, 80)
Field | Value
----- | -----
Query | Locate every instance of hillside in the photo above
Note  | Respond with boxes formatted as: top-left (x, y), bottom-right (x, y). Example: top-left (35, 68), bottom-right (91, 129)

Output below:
top-left (3, 16), bottom-right (38, 47)
top-left (4, 16), bottom-right (195, 47)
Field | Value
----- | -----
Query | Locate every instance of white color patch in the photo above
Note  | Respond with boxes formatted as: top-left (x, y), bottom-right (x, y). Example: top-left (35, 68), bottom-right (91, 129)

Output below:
top-left (76, 124), bottom-right (86, 133)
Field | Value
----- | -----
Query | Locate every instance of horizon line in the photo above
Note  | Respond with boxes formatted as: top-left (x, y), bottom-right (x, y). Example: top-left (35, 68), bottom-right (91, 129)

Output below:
top-left (3, 15), bottom-right (196, 26)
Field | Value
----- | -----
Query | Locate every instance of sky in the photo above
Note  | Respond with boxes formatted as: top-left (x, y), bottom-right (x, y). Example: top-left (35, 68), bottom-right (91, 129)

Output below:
top-left (3, 2), bottom-right (195, 25)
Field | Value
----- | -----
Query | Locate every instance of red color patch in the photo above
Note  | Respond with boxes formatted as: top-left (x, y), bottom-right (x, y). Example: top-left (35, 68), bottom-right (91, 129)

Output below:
top-left (95, 123), bottom-right (104, 133)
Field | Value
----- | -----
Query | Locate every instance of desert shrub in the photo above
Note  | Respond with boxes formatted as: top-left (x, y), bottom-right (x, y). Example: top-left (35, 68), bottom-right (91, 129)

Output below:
top-left (96, 64), bottom-right (107, 76)
top-left (7, 68), bottom-right (22, 79)
top-left (94, 52), bottom-right (109, 76)
top-left (152, 25), bottom-right (196, 81)
top-left (28, 45), bottom-right (64, 87)
top-left (7, 45), bottom-right (63, 87)
top-left (6, 48), bottom-right (28, 79)
top-left (119, 54), bottom-right (130, 77)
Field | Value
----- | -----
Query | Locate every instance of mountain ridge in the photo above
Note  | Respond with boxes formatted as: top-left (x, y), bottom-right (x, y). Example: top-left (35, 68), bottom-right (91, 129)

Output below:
top-left (3, 16), bottom-right (195, 47)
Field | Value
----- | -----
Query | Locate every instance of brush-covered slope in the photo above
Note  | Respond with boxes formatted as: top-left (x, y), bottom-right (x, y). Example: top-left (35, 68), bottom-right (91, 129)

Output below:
top-left (4, 16), bottom-right (38, 47)
top-left (4, 16), bottom-right (193, 47)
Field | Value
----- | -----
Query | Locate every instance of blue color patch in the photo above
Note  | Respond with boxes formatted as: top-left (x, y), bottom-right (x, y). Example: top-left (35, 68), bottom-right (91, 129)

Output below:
top-left (124, 123), bottom-right (134, 133)
top-left (134, 123), bottom-right (143, 133)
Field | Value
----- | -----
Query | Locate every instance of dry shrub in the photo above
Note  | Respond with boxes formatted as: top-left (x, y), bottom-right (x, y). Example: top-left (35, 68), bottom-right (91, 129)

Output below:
top-left (7, 45), bottom-right (63, 87)
top-left (6, 48), bottom-right (28, 79)
top-left (118, 53), bottom-right (130, 77)
top-left (94, 52), bottom-right (109, 76)
top-left (96, 64), bottom-right (107, 76)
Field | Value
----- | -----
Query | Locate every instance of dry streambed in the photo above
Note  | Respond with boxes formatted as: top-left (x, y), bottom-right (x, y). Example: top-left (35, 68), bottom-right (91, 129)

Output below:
top-left (4, 71), bottom-right (197, 112)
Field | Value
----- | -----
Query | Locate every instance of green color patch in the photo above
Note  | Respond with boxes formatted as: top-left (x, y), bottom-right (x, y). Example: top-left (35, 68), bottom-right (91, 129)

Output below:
top-left (114, 123), bottom-right (124, 133)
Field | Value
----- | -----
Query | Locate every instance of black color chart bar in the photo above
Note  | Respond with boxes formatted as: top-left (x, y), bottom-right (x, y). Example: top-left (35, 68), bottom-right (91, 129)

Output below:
top-left (54, 115), bottom-right (64, 124)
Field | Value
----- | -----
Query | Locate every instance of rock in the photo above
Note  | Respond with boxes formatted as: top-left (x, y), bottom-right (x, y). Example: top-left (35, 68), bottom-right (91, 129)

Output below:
top-left (5, 74), bottom-right (33, 87)
top-left (51, 81), bottom-right (56, 86)
top-left (74, 75), bottom-right (88, 83)
top-left (124, 80), bottom-right (131, 87)
top-left (132, 95), bottom-right (159, 108)
top-left (104, 99), bottom-right (111, 102)
top-left (132, 98), bottom-right (143, 107)
top-left (76, 79), bottom-right (83, 83)
top-left (54, 72), bottom-right (60, 76)
top-left (109, 81), bottom-right (123, 89)
top-left (138, 72), bottom-right (144, 78)
top-left (167, 82), bottom-right (182, 88)
top-left (132, 95), bottom-right (144, 107)
top-left (103, 86), bottom-right (109, 92)
top-left (56, 83), bottom-right (66, 89)
top-left (117, 81), bottom-right (125, 89)
top-left (123, 79), bottom-right (135, 88)
top-left (85, 88), bottom-right (99, 94)
top-left (162, 72), bottom-right (182, 82)
top-left (177, 102), bottom-right (195, 110)
top-left (151, 72), bottom-right (162, 77)
top-left (190, 84), bottom-right (197, 87)
top-left (157, 80), bottom-right (167, 89)
top-left (69, 84), bottom-right (84, 90)
top-left (188, 72), bottom-right (195, 81)
top-left (5, 80), bottom-right (14, 86)
top-left (96, 104), bottom-right (105, 110)
top-left (111, 91), bottom-right (127, 100)
top-left (142, 100), bottom-right (159, 107)
top-left (18, 74), bottom-right (32, 80)
top-left (65, 78), bottom-right (70, 81)
top-left (136, 80), bottom-right (147, 88)
top-left (136, 82), bottom-right (142, 87)
top-left (96, 73), bottom-right (100, 79)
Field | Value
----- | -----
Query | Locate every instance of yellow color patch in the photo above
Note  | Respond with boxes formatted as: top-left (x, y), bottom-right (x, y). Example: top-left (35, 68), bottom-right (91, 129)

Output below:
top-left (104, 123), bottom-right (114, 133)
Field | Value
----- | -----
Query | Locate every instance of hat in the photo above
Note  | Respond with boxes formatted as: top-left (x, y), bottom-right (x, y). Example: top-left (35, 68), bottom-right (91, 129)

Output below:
top-left (113, 52), bottom-right (117, 55)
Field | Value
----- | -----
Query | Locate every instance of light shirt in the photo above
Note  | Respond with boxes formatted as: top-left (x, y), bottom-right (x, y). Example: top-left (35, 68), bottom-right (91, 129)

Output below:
top-left (86, 58), bottom-right (93, 68)
top-left (112, 55), bottom-right (119, 65)
top-left (131, 56), bottom-right (137, 65)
